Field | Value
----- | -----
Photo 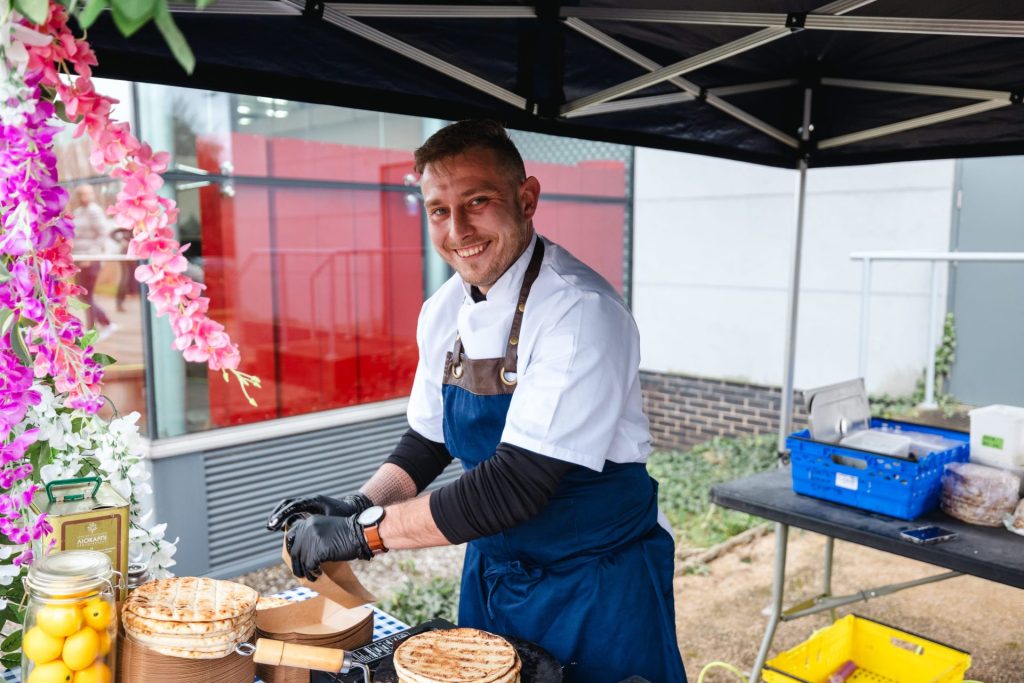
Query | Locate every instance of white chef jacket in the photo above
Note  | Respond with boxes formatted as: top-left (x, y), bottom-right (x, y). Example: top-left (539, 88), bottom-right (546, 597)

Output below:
top-left (407, 234), bottom-right (653, 472)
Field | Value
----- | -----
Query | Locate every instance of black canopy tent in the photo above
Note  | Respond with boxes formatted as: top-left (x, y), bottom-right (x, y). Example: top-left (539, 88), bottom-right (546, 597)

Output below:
top-left (87, 1), bottom-right (1024, 169)
top-left (85, 6), bottom-right (1024, 676)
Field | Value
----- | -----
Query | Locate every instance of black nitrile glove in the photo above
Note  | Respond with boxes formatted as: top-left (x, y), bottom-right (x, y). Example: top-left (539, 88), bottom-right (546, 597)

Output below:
top-left (285, 514), bottom-right (372, 581)
top-left (266, 493), bottom-right (372, 531)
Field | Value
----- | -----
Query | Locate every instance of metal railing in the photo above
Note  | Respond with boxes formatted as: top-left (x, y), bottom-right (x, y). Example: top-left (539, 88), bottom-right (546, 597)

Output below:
top-left (850, 250), bottom-right (1024, 407)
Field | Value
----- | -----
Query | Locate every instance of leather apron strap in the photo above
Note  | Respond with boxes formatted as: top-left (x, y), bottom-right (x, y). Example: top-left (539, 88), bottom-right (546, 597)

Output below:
top-left (445, 239), bottom-right (545, 392)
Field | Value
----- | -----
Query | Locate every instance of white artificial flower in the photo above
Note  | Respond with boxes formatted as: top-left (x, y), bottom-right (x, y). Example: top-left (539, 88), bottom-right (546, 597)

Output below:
top-left (0, 544), bottom-right (25, 561)
top-left (39, 463), bottom-right (64, 483)
top-left (110, 478), bottom-right (132, 502)
top-left (0, 563), bottom-right (21, 586)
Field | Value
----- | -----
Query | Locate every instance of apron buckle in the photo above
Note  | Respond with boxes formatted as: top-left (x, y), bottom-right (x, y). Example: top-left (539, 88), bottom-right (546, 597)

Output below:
top-left (499, 367), bottom-right (517, 386)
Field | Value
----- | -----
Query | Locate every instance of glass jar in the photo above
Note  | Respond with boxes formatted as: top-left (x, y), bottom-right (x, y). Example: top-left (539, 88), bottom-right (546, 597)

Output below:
top-left (22, 550), bottom-right (118, 683)
top-left (125, 562), bottom-right (150, 594)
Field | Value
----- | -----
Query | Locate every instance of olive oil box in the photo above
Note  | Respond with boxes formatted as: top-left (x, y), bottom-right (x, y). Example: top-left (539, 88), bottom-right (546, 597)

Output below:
top-left (31, 477), bottom-right (129, 598)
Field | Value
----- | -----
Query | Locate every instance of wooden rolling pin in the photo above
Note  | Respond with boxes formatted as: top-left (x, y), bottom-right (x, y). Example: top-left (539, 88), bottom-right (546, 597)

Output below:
top-left (252, 638), bottom-right (370, 681)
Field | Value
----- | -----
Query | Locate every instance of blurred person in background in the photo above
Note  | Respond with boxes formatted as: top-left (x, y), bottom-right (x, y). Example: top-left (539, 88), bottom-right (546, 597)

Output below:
top-left (73, 184), bottom-right (118, 340)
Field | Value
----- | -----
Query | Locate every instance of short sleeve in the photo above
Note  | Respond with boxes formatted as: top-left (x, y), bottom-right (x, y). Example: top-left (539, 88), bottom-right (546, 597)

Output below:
top-left (406, 302), bottom-right (445, 442)
top-left (501, 291), bottom-right (639, 471)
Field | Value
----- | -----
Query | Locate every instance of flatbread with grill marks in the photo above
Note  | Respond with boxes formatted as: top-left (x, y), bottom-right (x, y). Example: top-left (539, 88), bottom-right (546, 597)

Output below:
top-left (124, 577), bottom-right (258, 622)
top-left (122, 607), bottom-right (253, 636)
top-left (393, 628), bottom-right (521, 683)
top-left (124, 616), bottom-right (255, 648)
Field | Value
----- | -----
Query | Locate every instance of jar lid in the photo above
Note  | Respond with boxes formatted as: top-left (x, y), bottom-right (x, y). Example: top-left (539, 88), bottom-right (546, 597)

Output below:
top-left (26, 550), bottom-right (112, 596)
top-left (127, 562), bottom-right (148, 577)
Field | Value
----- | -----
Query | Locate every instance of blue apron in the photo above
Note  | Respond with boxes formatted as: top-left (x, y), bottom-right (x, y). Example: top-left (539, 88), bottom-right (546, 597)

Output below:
top-left (441, 241), bottom-right (686, 683)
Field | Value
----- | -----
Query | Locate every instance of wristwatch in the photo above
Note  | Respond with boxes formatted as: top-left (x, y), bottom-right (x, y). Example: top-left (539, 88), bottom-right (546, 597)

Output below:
top-left (357, 505), bottom-right (388, 555)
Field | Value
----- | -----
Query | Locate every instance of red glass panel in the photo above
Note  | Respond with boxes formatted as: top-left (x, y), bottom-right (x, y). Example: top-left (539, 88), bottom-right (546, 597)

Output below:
top-left (197, 135), bottom-right (422, 427)
top-left (194, 135), bottom-right (623, 430)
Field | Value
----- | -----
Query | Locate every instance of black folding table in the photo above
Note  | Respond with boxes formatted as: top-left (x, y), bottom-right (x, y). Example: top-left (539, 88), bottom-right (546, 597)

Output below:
top-left (710, 467), bottom-right (1024, 683)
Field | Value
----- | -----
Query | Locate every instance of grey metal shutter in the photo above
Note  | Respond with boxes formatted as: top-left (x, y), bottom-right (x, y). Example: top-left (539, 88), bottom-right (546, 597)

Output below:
top-left (202, 415), bottom-right (461, 578)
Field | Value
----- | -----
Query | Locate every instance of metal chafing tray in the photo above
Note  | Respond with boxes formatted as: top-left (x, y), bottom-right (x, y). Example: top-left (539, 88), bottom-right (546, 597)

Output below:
top-left (803, 378), bottom-right (871, 444)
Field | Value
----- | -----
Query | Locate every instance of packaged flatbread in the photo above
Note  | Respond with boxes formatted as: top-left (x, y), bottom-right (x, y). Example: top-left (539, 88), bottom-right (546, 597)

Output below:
top-left (1004, 498), bottom-right (1024, 537)
top-left (941, 462), bottom-right (1021, 526)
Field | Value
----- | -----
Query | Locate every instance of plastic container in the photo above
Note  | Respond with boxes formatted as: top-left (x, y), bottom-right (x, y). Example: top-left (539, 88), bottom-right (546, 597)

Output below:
top-left (969, 404), bottom-right (1024, 470)
top-left (787, 418), bottom-right (969, 520)
top-left (763, 614), bottom-right (971, 683)
top-left (22, 550), bottom-right (119, 682)
top-left (838, 429), bottom-right (912, 458)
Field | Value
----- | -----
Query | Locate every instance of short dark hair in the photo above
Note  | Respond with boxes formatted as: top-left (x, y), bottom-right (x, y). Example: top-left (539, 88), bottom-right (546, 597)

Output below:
top-left (414, 119), bottom-right (526, 182)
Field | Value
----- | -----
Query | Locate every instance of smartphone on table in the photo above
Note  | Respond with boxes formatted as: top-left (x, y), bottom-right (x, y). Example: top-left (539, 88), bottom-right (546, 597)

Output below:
top-left (900, 525), bottom-right (957, 544)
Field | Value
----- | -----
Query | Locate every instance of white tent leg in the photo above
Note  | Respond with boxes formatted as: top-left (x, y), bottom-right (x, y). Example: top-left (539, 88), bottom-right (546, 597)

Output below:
top-left (777, 88), bottom-right (813, 457)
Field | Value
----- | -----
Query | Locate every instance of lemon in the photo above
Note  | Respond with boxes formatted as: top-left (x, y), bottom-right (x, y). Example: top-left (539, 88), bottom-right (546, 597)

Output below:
top-left (80, 599), bottom-right (112, 631)
top-left (96, 629), bottom-right (111, 657)
top-left (36, 606), bottom-right (84, 638)
top-left (26, 660), bottom-right (73, 683)
top-left (71, 662), bottom-right (111, 683)
top-left (61, 627), bottom-right (99, 671)
top-left (22, 627), bottom-right (65, 665)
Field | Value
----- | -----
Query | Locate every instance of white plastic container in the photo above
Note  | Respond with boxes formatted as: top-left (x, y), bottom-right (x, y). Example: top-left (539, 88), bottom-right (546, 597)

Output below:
top-left (969, 404), bottom-right (1024, 471)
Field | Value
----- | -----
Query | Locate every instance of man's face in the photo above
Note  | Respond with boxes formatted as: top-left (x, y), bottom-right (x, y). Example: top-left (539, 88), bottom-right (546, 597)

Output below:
top-left (421, 148), bottom-right (540, 294)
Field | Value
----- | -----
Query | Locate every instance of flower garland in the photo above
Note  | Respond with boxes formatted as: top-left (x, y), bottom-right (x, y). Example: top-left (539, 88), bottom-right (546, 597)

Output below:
top-left (0, 0), bottom-right (257, 657)
top-left (30, 4), bottom-right (260, 395)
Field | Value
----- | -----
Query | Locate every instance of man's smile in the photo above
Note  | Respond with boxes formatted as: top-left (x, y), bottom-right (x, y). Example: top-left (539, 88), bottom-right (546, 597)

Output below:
top-left (453, 242), bottom-right (490, 259)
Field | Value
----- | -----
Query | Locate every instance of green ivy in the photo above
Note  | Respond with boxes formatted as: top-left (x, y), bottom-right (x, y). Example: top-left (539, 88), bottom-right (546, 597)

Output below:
top-left (379, 561), bottom-right (460, 627)
top-left (646, 434), bottom-right (777, 549)
top-left (870, 312), bottom-right (960, 419)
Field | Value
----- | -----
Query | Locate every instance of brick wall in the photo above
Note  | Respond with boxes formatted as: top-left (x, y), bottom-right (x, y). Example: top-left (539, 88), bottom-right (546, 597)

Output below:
top-left (641, 371), bottom-right (808, 452)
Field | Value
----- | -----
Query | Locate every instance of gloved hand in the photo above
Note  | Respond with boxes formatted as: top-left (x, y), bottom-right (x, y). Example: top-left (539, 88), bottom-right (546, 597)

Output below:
top-left (285, 514), bottom-right (372, 581)
top-left (266, 492), bottom-right (372, 531)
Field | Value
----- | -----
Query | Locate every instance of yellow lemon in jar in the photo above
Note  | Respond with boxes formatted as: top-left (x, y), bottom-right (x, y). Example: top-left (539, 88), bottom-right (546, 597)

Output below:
top-left (72, 662), bottom-right (111, 683)
top-left (23, 626), bottom-right (65, 664)
top-left (26, 660), bottom-right (73, 683)
top-left (36, 606), bottom-right (84, 638)
top-left (80, 599), bottom-right (112, 631)
top-left (61, 627), bottom-right (99, 671)
top-left (96, 629), bottom-right (111, 657)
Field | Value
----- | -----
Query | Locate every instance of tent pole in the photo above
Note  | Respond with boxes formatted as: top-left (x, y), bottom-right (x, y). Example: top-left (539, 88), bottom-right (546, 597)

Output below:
top-left (777, 88), bottom-right (813, 458)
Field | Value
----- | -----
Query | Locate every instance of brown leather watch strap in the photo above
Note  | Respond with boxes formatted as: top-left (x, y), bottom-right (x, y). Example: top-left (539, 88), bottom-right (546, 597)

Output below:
top-left (363, 524), bottom-right (388, 555)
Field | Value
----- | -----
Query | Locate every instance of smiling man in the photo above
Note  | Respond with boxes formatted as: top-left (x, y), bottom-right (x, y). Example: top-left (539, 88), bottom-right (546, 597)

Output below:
top-left (268, 120), bottom-right (686, 683)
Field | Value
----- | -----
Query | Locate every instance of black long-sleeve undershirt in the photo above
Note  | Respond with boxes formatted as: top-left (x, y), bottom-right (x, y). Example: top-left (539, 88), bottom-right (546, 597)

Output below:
top-left (384, 429), bottom-right (454, 492)
top-left (384, 429), bottom-right (573, 544)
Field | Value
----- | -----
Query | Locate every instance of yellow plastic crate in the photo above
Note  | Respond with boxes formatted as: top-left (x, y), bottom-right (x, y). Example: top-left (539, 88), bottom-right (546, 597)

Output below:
top-left (762, 615), bottom-right (971, 683)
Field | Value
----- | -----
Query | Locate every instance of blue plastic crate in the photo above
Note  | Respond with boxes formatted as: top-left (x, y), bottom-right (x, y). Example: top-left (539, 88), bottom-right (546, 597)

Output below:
top-left (787, 418), bottom-right (969, 520)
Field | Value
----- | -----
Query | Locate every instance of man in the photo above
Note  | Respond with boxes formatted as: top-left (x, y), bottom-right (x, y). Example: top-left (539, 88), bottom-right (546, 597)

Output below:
top-left (267, 120), bottom-right (685, 683)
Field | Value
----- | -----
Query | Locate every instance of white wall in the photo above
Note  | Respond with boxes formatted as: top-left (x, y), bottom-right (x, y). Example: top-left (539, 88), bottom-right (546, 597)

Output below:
top-left (633, 149), bottom-right (956, 395)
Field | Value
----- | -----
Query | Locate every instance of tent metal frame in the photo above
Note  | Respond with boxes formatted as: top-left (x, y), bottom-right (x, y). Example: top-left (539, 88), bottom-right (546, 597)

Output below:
top-left (157, 4), bottom-right (1024, 676)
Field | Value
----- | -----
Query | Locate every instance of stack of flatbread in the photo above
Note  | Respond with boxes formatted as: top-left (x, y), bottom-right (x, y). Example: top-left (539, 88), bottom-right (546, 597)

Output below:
top-left (393, 628), bottom-right (522, 683)
top-left (941, 462), bottom-right (1021, 527)
top-left (122, 577), bottom-right (259, 659)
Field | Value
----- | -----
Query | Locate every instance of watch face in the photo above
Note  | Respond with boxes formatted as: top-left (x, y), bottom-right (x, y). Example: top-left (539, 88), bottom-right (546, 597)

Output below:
top-left (357, 505), bottom-right (385, 526)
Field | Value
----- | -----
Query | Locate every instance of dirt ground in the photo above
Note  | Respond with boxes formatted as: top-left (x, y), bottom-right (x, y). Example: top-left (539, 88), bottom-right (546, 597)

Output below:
top-left (679, 529), bottom-right (1024, 683)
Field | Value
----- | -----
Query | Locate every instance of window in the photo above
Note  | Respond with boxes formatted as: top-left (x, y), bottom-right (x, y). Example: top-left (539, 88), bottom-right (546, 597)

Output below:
top-left (57, 82), bottom-right (633, 438)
